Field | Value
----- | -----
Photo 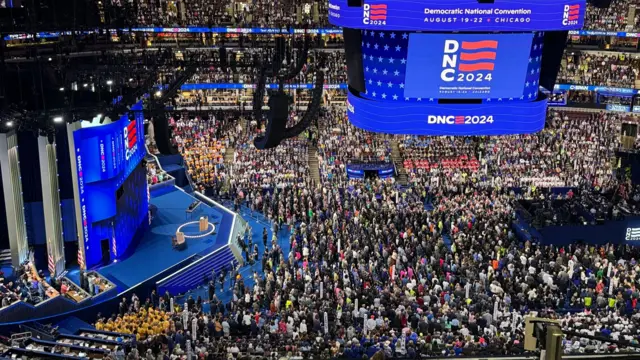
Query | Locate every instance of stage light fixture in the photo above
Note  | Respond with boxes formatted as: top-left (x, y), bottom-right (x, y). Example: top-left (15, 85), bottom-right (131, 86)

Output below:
top-left (107, 80), bottom-right (113, 85)
top-left (53, 116), bottom-right (63, 123)
top-left (83, 83), bottom-right (88, 87)
top-left (59, 87), bottom-right (64, 92)
top-left (48, 58), bottom-right (52, 61)
top-left (129, 78), bottom-right (134, 82)
top-left (155, 91), bottom-right (162, 97)
top-left (6, 121), bottom-right (13, 127)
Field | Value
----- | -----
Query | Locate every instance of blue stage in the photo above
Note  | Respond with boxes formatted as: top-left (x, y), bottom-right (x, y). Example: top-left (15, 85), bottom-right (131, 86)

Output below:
top-left (0, 187), bottom-right (238, 326)
top-left (97, 189), bottom-right (229, 289)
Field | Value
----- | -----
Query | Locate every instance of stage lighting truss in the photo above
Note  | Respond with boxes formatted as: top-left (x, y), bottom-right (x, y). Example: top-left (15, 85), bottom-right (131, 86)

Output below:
top-left (252, 35), bottom-right (325, 149)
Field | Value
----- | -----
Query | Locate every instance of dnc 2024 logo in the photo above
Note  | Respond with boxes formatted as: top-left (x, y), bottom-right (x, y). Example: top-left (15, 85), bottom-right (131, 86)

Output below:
top-left (440, 40), bottom-right (497, 83)
top-left (563, 4), bottom-right (580, 26)
top-left (363, 3), bottom-right (387, 26)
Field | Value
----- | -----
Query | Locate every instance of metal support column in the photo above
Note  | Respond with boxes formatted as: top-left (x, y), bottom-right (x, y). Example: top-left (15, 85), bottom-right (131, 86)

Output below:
top-left (38, 136), bottom-right (66, 277)
top-left (0, 132), bottom-right (28, 267)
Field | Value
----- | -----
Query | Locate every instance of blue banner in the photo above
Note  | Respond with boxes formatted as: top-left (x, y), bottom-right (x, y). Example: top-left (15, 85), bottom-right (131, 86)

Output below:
top-left (328, 0), bottom-right (586, 31)
top-left (180, 83), bottom-right (348, 90)
top-left (3, 28), bottom-right (343, 40)
top-left (405, 33), bottom-right (533, 99)
top-left (346, 162), bottom-right (395, 179)
top-left (606, 104), bottom-right (632, 112)
top-left (346, 90), bottom-right (547, 135)
top-left (554, 84), bottom-right (640, 95)
top-left (569, 30), bottom-right (640, 38)
top-left (74, 102), bottom-right (148, 268)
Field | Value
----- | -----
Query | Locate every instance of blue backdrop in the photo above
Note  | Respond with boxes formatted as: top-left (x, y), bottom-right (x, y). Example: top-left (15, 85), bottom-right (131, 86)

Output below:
top-left (73, 103), bottom-right (148, 268)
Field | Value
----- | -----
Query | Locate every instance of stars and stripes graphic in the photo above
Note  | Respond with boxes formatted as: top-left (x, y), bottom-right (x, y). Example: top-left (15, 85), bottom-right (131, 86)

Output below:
top-left (458, 41), bottom-right (498, 72)
top-left (362, 30), bottom-right (545, 102)
top-left (626, 227), bottom-right (640, 241)
top-left (566, 4), bottom-right (580, 21)
top-left (77, 248), bottom-right (85, 270)
top-left (126, 120), bottom-right (137, 149)
top-left (48, 253), bottom-right (55, 275)
top-left (454, 116), bottom-right (465, 124)
top-left (367, 4), bottom-right (387, 21)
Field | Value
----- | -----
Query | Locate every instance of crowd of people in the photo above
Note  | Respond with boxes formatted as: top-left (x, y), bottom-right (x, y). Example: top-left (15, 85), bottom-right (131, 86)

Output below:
top-left (89, 94), bottom-right (640, 360)
top-left (559, 51), bottom-right (640, 88)
top-left (0, 261), bottom-right (57, 308)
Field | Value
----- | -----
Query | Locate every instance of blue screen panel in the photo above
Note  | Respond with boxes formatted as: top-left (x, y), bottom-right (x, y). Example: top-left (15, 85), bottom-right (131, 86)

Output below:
top-left (405, 33), bottom-right (533, 99)
top-left (347, 91), bottom-right (547, 135)
top-left (73, 102), bottom-right (147, 268)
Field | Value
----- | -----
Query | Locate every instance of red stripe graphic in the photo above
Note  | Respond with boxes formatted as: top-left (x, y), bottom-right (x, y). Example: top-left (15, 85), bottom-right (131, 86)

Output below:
top-left (369, 4), bottom-right (387, 9)
top-left (455, 116), bottom-right (465, 124)
top-left (370, 15), bottom-right (387, 20)
top-left (568, 4), bottom-right (580, 9)
top-left (370, 10), bottom-right (387, 14)
top-left (128, 129), bottom-right (137, 148)
top-left (127, 120), bottom-right (136, 131)
top-left (459, 51), bottom-right (497, 61)
top-left (458, 62), bottom-right (495, 72)
top-left (461, 40), bottom-right (498, 50)
top-left (568, 15), bottom-right (579, 20)
top-left (569, 9), bottom-right (579, 14)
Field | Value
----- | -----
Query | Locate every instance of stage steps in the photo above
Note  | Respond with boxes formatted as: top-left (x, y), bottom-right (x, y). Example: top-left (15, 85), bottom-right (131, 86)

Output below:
top-left (308, 144), bottom-right (321, 186)
top-left (157, 246), bottom-right (238, 296)
top-left (390, 139), bottom-right (409, 185)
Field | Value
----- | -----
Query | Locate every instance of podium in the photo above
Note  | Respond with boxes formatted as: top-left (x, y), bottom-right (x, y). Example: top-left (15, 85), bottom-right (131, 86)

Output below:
top-left (175, 231), bottom-right (187, 251)
top-left (199, 216), bottom-right (208, 232)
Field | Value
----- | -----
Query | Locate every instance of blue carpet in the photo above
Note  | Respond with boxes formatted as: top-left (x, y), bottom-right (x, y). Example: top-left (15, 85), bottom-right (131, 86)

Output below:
top-left (56, 316), bottom-right (95, 335)
top-left (97, 190), bottom-right (230, 288)
top-left (177, 206), bottom-right (291, 310)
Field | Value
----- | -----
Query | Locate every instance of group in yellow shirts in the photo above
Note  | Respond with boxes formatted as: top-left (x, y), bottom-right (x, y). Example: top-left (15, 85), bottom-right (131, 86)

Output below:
top-left (95, 307), bottom-right (171, 340)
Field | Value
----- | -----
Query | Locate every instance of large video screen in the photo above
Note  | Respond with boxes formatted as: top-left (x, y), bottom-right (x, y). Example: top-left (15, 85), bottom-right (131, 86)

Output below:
top-left (73, 103), bottom-right (148, 268)
top-left (404, 33), bottom-right (533, 99)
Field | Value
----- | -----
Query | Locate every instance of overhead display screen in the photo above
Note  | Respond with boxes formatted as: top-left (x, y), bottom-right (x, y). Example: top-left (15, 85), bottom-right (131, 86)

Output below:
top-left (328, 0), bottom-right (586, 31)
top-left (74, 117), bottom-right (142, 184)
top-left (404, 33), bottom-right (534, 99)
top-left (73, 103), bottom-right (147, 268)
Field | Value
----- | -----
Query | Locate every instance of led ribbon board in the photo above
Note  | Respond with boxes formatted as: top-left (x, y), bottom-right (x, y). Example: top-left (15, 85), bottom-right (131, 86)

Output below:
top-left (346, 93), bottom-right (547, 136)
top-left (328, 0), bottom-right (586, 31)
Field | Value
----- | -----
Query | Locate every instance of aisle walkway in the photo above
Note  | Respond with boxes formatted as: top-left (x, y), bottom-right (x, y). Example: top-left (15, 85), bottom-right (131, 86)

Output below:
top-left (176, 205), bottom-right (291, 311)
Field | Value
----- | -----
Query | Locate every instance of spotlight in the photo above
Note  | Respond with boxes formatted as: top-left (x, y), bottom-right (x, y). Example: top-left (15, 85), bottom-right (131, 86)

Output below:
top-left (83, 83), bottom-right (88, 87)
top-left (53, 116), bottom-right (63, 123)
top-left (48, 57), bottom-right (52, 61)
top-left (155, 91), bottom-right (162, 97)
top-left (59, 87), bottom-right (64, 91)
top-left (107, 80), bottom-right (113, 85)
top-left (6, 121), bottom-right (13, 127)
top-left (129, 78), bottom-right (134, 82)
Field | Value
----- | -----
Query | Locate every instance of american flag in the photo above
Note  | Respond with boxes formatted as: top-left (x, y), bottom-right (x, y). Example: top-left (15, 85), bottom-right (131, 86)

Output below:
top-left (454, 116), bottom-right (465, 124)
top-left (77, 248), bottom-right (85, 270)
top-left (48, 253), bottom-right (55, 275)
top-left (361, 30), bottom-right (545, 103)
